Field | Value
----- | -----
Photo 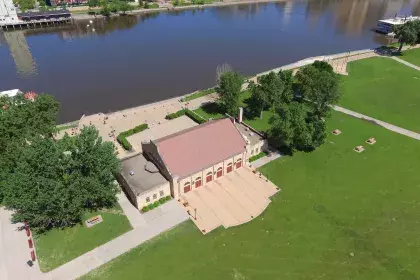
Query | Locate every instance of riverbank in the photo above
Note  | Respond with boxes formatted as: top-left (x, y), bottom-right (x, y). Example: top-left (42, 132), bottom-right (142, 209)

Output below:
top-left (54, 47), bottom-right (380, 127)
top-left (71, 0), bottom-right (287, 20)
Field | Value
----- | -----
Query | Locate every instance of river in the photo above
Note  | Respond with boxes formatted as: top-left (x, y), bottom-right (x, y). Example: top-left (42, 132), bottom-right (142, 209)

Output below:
top-left (1, 0), bottom-right (419, 122)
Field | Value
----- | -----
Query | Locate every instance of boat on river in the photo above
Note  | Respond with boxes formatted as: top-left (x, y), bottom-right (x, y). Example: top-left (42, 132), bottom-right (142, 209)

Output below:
top-left (376, 16), bottom-right (420, 36)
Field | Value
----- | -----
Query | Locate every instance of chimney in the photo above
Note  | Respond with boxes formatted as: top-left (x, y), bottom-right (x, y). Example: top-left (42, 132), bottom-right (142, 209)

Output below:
top-left (238, 107), bottom-right (243, 123)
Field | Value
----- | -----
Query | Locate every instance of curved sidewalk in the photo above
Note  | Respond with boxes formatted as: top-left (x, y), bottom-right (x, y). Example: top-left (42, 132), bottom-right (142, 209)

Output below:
top-left (333, 105), bottom-right (420, 140)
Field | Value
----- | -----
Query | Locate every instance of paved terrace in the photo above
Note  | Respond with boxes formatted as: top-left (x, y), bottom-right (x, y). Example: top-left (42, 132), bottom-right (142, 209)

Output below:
top-left (179, 166), bottom-right (279, 234)
top-left (55, 93), bottom-right (217, 158)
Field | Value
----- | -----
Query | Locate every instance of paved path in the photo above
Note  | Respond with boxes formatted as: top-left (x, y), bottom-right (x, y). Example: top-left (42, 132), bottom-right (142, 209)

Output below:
top-left (249, 151), bottom-right (282, 168)
top-left (0, 200), bottom-right (188, 280)
top-left (333, 105), bottom-right (420, 140)
top-left (391, 56), bottom-right (420, 71)
top-left (116, 192), bottom-right (147, 229)
top-left (0, 208), bottom-right (44, 280)
top-left (46, 200), bottom-right (188, 280)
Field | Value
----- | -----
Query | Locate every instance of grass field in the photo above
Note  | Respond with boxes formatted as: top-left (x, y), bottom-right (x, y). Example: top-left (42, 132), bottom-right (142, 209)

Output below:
top-left (398, 47), bottom-right (420, 66)
top-left (34, 205), bottom-right (132, 272)
top-left (339, 57), bottom-right (420, 132)
top-left (81, 112), bottom-right (420, 280)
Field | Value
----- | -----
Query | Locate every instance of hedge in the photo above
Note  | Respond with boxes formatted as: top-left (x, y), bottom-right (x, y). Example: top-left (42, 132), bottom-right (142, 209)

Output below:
top-left (165, 109), bottom-right (186, 120)
top-left (117, 123), bottom-right (148, 151)
top-left (249, 151), bottom-right (269, 163)
top-left (185, 109), bottom-right (206, 124)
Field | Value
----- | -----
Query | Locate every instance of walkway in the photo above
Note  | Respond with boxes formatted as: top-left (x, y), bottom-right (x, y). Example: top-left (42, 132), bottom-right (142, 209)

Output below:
top-left (391, 56), bottom-right (420, 71)
top-left (0, 199), bottom-right (188, 280)
top-left (46, 200), bottom-right (188, 280)
top-left (333, 105), bottom-right (420, 140)
top-left (0, 208), bottom-right (44, 280)
top-left (249, 151), bottom-right (282, 168)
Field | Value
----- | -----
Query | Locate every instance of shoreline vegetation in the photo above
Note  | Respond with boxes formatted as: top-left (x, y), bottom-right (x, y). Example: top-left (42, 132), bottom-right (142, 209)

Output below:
top-left (70, 0), bottom-right (287, 19)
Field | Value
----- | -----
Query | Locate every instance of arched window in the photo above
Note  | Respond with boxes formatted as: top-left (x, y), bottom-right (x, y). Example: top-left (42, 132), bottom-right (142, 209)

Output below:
top-left (216, 167), bottom-right (223, 178)
top-left (236, 158), bottom-right (242, 169)
top-left (195, 177), bottom-right (202, 188)
top-left (206, 172), bottom-right (213, 183)
top-left (227, 162), bottom-right (233, 173)
top-left (184, 182), bottom-right (191, 193)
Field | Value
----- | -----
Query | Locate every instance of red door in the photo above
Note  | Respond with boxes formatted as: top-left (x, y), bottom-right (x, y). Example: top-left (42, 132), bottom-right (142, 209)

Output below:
top-left (227, 165), bottom-right (233, 173)
top-left (206, 174), bottom-right (212, 183)
top-left (195, 179), bottom-right (202, 188)
top-left (236, 160), bottom-right (242, 169)
top-left (184, 185), bottom-right (191, 193)
top-left (217, 168), bottom-right (223, 178)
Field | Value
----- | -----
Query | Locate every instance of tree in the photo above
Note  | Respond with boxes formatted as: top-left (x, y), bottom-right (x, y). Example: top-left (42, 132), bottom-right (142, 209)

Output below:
top-left (17, 0), bottom-right (35, 12)
top-left (248, 81), bottom-right (270, 119)
top-left (88, 0), bottom-right (100, 7)
top-left (2, 126), bottom-right (120, 232)
top-left (295, 64), bottom-right (340, 118)
top-left (394, 21), bottom-right (419, 52)
top-left (268, 102), bottom-right (327, 152)
top-left (0, 93), bottom-right (59, 204)
top-left (248, 70), bottom-right (293, 119)
top-left (312, 60), bottom-right (333, 73)
top-left (118, 1), bottom-right (134, 14)
top-left (217, 71), bottom-right (244, 116)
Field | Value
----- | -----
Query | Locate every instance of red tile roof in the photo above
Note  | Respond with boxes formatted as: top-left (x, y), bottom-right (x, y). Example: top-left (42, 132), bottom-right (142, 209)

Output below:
top-left (156, 118), bottom-right (246, 178)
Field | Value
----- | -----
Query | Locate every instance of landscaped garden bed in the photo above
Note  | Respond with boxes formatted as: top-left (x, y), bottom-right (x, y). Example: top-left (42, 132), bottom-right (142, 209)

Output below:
top-left (248, 151), bottom-right (269, 162)
top-left (141, 196), bottom-right (172, 213)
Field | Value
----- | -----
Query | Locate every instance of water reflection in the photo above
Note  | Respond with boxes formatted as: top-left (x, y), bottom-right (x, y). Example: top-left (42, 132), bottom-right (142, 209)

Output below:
top-left (1, 31), bottom-right (37, 77)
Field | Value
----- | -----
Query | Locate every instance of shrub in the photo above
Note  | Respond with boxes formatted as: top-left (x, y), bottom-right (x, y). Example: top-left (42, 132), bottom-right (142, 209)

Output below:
top-left (153, 201), bottom-right (160, 208)
top-left (165, 195), bottom-right (172, 201)
top-left (249, 151), bottom-right (269, 162)
top-left (117, 123), bottom-right (148, 151)
top-left (148, 203), bottom-right (155, 210)
top-left (142, 206), bottom-right (149, 212)
top-left (165, 109), bottom-right (186, 120)
top-left (185, 109), bottom-right (206, 124)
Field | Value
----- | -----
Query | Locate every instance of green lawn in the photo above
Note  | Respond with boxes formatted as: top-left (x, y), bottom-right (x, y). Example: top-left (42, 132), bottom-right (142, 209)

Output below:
top-left (81, 112), bottom-right (420, 280)
top-left (398, 47), bottom-right (420, 66)
top-left (35, 205), bottom-right (132, 272)
top-left (339, 57), bottom-right (420, 132)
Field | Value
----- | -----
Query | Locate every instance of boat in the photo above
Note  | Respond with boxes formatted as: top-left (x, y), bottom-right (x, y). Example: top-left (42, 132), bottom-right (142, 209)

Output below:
top-left (376, 16), bottom-right (420, 36)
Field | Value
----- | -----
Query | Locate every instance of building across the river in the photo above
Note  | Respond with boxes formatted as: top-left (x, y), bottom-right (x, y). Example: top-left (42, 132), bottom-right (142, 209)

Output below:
top-left (0, 0), bottom-right (19, 25)
top-left (117, 109), bottom-right (268, 210)
top-left (0, 4), bottom-right (72, 30)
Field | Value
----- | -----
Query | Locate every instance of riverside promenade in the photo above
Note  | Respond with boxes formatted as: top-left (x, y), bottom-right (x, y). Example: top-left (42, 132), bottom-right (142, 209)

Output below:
top-left (56, 44), bottom-right (420, 158)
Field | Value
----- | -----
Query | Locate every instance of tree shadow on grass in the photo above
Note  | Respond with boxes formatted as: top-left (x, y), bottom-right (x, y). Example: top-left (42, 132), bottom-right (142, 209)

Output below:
top-left (200, 102), bottom-right (225, 117)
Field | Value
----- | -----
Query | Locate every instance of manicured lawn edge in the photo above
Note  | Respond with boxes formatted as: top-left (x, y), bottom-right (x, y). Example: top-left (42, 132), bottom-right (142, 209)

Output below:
top-left (117, 123), bottom-right (148, 151)
top-left (181, 87), bottom-right (216, 102)
top-left (141, 196), bottom-right (172, 212)
top-left (249, 151), bottom-right (269, 162)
